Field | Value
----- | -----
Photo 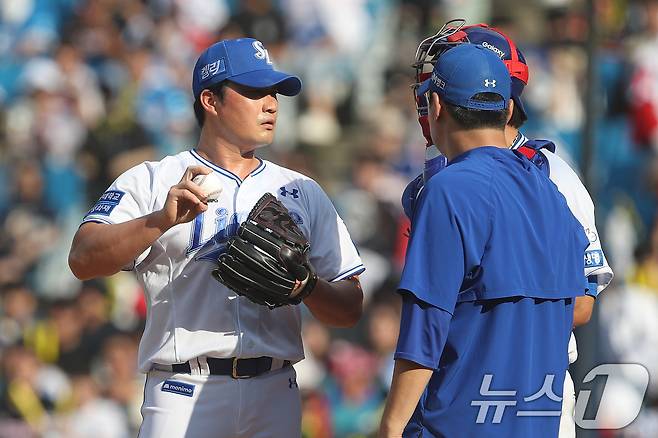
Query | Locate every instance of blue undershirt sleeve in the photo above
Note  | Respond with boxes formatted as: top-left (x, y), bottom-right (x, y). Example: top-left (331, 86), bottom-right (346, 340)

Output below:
top-left (394, 292), bottom-right (452, 369)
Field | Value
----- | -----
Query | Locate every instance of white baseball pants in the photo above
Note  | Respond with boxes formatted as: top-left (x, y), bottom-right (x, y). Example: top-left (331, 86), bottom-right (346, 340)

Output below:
top-left (137, 366), bottom-right (301, 438)
top-left (558, 369), bottom-right (576, 438)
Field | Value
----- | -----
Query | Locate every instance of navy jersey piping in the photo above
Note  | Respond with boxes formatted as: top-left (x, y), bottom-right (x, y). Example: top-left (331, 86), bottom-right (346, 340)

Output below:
top-left (190, 150), bottom-right (266, 186)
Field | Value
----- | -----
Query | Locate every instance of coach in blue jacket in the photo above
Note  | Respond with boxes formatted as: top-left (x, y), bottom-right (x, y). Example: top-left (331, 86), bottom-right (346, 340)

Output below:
top-left (378, 44), bottom-right (589, 438)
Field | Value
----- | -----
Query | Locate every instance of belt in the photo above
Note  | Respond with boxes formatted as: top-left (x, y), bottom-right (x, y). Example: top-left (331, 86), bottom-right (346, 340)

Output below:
top-left (154, 356), bottom-right (291, 379)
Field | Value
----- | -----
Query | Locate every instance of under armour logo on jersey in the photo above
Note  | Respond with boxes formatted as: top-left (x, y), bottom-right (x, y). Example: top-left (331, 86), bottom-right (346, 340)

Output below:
top-left (279, 186), bottom-right (299, 198)
top-left (484, 79), bottom-right (496, 88)
top-left (288, 377), bottom-right (298, 388)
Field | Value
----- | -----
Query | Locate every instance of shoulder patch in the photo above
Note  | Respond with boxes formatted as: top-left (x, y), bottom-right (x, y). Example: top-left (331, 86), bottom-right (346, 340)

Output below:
top-left (85, 190), bottom-right (126, 217)
top-left (584, 249), bottom-right (604, 268)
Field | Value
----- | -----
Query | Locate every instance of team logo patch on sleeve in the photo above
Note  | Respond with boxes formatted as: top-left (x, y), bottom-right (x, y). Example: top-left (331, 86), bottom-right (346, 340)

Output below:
top-left (85, 190), bottom-right (125, 217)
top-left (161, 380), bottom-right (195, 397)
top-left (584, 250), bottom-right (604, 268)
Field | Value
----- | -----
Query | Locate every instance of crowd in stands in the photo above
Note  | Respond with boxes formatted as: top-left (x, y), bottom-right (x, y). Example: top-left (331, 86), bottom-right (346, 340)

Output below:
top-left (2, 0), bottom-right (658, 436)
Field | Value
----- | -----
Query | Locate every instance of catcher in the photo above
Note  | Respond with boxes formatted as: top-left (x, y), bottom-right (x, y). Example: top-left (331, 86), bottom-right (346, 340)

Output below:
top-left (68, 38), bottom-right (364, 438)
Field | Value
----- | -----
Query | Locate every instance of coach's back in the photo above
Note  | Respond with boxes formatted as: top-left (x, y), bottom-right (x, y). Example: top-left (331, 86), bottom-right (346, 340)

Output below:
top-left (399, 145), bottom-right (589, 438)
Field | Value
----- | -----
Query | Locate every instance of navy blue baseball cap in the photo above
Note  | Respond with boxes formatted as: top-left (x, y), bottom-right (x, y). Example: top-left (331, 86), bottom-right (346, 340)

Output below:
top-left (192, 38), bottom-right (302, 100)
top-left (417, 44), bottom-right (511, 111)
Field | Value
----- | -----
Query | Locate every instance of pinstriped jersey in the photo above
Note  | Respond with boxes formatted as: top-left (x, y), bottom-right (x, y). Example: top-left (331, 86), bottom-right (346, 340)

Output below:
top-left (82, 149), bottom-right (364, 373)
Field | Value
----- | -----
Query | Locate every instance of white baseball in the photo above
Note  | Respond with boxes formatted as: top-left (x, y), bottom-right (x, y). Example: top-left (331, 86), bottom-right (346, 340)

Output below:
top-left (192, 171), bottom-right (223, 202)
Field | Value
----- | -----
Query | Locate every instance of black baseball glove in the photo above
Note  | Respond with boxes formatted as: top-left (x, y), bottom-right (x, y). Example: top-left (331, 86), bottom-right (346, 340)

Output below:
top-left (212, 193), bottom-right (318, 309)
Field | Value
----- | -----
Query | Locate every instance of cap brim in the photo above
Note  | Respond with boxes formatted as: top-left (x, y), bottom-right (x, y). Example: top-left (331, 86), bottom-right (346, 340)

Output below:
top-left (416, 78), bottom-right (431, 95)
top-left (229, 69), bottom-right (302, 96)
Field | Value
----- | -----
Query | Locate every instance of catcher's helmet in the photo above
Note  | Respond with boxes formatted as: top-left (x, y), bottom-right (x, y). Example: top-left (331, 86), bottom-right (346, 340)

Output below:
top-left (413, 21), bottom-right (529, 124)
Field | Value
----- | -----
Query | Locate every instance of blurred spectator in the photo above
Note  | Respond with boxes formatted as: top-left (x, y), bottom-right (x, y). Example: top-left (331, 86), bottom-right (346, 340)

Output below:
top-left (59, 375), bottom-right (129, 438)
top-left (629, 0), bottom-right (658, 151)
top-left (0, 345), bottom-right (70, 436)
top-left (366, 298), bottom-right (400, 390)
top-left (630, 217), bottom-right (658, 290)
top-left (297, 319), bottom-right (331, 390)
top-left (0, 161), bottom-right (59, 287)
top-left (76, 281), bottom-right (119, 358)
top-left (96, 334), bottom-right (143, 433)
top-left (0, 1), bottom-right (656, 436)
top-left (232, 0), bottom-right (287, 49)
top-left (299, 320), bottom-right (334, 438)
top-left (26, 299), bottom-right (88, 375)
top-left (324, 341), bottom-right (384, 437)
top-left (0, 283), bottom-right (37, 348)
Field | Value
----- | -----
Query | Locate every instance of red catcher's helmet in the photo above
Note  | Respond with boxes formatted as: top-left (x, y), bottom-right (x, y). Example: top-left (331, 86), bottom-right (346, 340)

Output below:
top-left (412, 20), bottom-right (530, 144)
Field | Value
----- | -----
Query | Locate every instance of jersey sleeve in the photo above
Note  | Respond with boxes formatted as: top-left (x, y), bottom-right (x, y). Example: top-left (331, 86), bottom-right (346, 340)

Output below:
top-left (305, 180), bottom-right (364, 281)
top-left (398, 177), bottom-right (482, 314)
top-left (544, 152), bottom-right (614, 296)
top-left (395, 291), bottom-right (452, 369)
top-left (81, 161), bottom-right (155, 269)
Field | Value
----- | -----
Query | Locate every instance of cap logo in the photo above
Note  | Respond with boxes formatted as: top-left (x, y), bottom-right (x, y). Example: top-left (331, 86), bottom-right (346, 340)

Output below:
top-left (484, 79), bottom-right (496, 88)
top-left (431, 72), bottom-right (445, 90)
top-left (482, 41), bottom-right (505, 58)
top-left (201, 59), bottom-right (225, 81)
top-left (252, 40), bottom-right (272, 65)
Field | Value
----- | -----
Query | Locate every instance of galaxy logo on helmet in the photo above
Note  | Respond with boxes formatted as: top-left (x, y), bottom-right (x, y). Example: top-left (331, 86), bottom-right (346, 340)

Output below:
top-left (192, 38), bottom-right (301, 100)
top-left (482, 41), bottom-right (505, 58)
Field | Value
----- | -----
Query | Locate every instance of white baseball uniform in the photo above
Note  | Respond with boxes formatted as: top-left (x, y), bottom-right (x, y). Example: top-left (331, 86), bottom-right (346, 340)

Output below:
top-left (82, 149), bottom-right (365, 438)
top-left (512, 132), bottom-right (614, 438)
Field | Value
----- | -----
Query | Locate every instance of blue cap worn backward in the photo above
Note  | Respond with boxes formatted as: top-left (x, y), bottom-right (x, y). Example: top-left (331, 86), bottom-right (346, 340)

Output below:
top-left (192, 38), bottom-right (302, 100)
top-left (417, 44), bottom-right (511, 111)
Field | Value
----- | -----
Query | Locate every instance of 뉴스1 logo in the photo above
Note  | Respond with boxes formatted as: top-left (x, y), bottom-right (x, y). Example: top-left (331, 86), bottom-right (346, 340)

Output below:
top-left (575, 364), bottom-right (648, 430)
top-left (470, 364), bottom-right (649, 430)
top-left (201, 59), bottom-right (226, 80)
top-left (162, 380), bottom-right (195, 397)
top-left (482, 41), bottom-right (505, 58)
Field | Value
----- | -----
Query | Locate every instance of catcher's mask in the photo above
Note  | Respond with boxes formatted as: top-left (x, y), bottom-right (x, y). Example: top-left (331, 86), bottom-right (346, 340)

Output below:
top-left (412, 20), bottom-right (530, 133)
